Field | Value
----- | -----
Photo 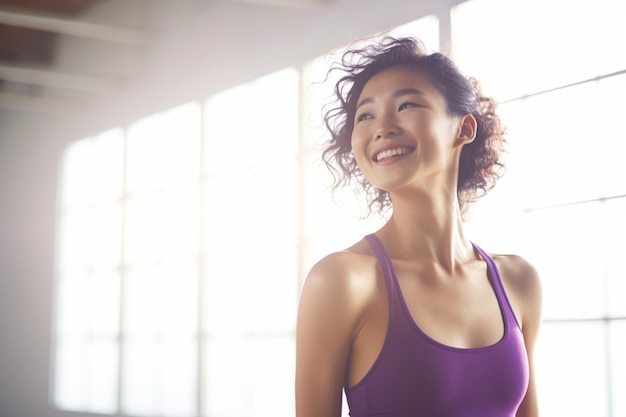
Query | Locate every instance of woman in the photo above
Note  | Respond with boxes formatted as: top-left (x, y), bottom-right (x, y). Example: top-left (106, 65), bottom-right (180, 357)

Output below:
top-left (296, 36), bottom-right (542, 417)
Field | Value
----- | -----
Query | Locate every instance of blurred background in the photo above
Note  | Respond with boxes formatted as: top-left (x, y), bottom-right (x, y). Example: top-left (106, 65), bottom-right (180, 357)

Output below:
top-left (0, 0), bottom-right (625, 416)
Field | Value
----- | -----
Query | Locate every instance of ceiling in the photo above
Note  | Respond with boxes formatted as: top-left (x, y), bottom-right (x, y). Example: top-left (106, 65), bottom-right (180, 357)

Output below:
top-left (0, 0), bottom-right (329, 115)
top-left (0, 0), bottom-right (156, 114)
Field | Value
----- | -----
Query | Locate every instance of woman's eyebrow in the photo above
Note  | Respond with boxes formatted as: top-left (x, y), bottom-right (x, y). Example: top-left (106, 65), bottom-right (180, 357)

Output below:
top-left (356, 88), bottom-right (426, 111)
top-left (394, 88), bottom-right (425, 98)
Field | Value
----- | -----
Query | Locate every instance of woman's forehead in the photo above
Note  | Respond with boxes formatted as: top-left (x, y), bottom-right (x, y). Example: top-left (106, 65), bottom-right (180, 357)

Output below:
top-left (358, 66), bottom-right (439, 100)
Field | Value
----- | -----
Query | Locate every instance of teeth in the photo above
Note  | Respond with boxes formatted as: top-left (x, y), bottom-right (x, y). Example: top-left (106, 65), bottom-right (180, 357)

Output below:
top-left (376, 147), bottom-right (411, 162)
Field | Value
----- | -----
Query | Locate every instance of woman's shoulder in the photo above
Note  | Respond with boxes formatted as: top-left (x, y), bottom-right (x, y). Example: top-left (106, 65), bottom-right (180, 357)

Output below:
top-left (491, 253), bottom-right (541, 295)
top-left (301, 238), bottom-right (380, 304)
top-left (491, 252), bottom-right (542, 328)
top-left (297, 238), bottom-right (383, 349)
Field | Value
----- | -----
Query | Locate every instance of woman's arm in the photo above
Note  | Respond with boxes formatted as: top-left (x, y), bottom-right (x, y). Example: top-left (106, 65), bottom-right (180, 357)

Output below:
top-left (295, 254), bottom-right (363, 417)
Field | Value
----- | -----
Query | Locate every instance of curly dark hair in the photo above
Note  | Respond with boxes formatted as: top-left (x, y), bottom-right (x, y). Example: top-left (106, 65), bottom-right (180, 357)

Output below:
top-left (321, 36), bottom-right (506, 216)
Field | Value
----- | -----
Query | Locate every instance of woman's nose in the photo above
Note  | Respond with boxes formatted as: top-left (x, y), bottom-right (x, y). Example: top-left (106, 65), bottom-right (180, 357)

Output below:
top-left (375, 116), bottom-right (401, 139)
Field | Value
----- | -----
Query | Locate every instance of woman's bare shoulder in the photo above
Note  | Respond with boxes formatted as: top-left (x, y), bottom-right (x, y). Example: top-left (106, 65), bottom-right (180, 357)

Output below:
top-left (296, 239), bottom-right (381, 417)
top-left (492, 253), bottom-right (542, 329)
top-left (306, 239), bottom-right (377, 284)
top-left (301, 238), bottom-right (380, 306)
top-left (492, 253), bottom-right (541, 296)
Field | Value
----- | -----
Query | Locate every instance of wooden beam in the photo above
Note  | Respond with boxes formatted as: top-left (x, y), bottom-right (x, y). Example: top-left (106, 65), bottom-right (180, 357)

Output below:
top-left (229, 0), bottom-right (331, 8)
top-left (0, 64), bottom-right (123, 93)
top-left (0, 92), bottom-right (84, 114)
top-left (0, 6), bottom-right (151, 45)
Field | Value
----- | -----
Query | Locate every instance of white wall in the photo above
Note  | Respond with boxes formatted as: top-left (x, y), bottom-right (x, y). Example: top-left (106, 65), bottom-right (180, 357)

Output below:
top-left (0, 1), bottom-right (444, 416)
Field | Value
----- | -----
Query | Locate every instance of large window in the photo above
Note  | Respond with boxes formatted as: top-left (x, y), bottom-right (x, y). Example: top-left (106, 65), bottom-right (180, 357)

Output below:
top-left (53, 69), bottom-right (299, 417)
top-left (52, 2), bottom-right (626, 417)
top-left (454, 0), bottom-right (626, 416)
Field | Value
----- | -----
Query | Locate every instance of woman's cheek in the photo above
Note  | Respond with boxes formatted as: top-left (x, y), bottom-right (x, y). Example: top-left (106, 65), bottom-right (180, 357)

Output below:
top-left (350, 136), bottom-right (369, 168)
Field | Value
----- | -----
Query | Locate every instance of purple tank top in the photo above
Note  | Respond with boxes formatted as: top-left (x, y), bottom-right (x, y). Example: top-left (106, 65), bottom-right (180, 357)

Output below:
top-left (344, 234), bottom-right (529, 417)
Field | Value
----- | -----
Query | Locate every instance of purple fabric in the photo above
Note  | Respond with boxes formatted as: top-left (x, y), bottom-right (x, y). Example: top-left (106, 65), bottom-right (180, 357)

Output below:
top-left (345, 234), bottom-right (529, 417)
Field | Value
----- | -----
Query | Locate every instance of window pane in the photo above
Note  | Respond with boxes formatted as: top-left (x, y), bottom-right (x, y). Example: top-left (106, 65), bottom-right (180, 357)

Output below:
top-left (203, 337), bottom-right (294, 417)
top-left (122, 341), bottom-right (158, 416)
top-left (124, 263), bottom-right (198, 338)
top-left (54, 339), bottom-right (87, 411)
top-left (123, 340), bottom-right (196, 417)
top-left (203, 246), bottom-right (297, 336)
top-left (85, 342), bottom-right (119, 414)
top-left (536, 322), bottom-right (609, 417)
top-left (203, 251), bottom-right (274, 336)
top-left (247, 247), bottom-right (298, 333)
top-left (602, 198), bottom-right (626, 317)
top-left (55, 274), bottom-right (89, 338)
top-left (59, 129), bottom-right (124, 208)
top-left (159, 340), bottom-right (197, 417)
top-left (91, 129), bottom-right (126, 204)
top-left (593, 76), bottom-right (626, 198)
top-left (57, 204), bottom-right (122, 270)
top-left (204, 68), bottom-right (298, 176)
top-left (610, 321), bottom-right (626, 417)
top-left (203, 173), bottom-right (255, 250)
top-left (127, 102), bottom-right (201, 193)
top-left (465, 209), bottom-right (531, 257)
top-left (248, 337), bottom-right (295, 417)
top-left (203, 163), bottom-right (298, 252)
top-left (204, 168), bottom-right (297, 252)
top-left (452, 0), bottom-right (626, 101)
top-left (247, 162), bottom-right (299, 246)
top-left (88, 271), bottom-right (122, 337)
top-left (59, 138), bottom-right (92, 208)
top-left (203, 253), bottom-right (251, 336)
top-left (125, 186), bottom-right (198, 264)
top-left (466, 81), bottom-right (626, 219)
top-left (494, 83), bottom-right (616, 208)
top-left (53, 340), bottom-right (118, 414)
top-left (55, 270), bottom-right (120, 338)
top-left (516, 204), bottom-right (606, 320)
top-left (203, 338), bottom-right (251, 417)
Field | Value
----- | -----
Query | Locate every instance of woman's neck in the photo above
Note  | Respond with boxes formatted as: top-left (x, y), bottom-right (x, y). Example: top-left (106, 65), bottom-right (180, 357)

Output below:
top-left (376, 190), bottom-right (474, 272)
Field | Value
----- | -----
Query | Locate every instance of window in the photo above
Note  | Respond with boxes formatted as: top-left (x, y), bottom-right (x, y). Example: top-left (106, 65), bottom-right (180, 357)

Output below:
top-left (454, 0), bottom-right (626, 415)
top-left (54, 128), bottom-right (124, 414)
top-left (200, 69), bottom-right (299, 417)
top-left (53, 69), bottom-right (299, 417)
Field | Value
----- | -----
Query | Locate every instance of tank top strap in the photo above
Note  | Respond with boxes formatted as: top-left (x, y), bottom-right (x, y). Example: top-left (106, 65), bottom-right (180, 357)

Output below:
top-left (364, 234), bottom-right (403, 317)
top-left (471, 243), bottom-right (522, 329)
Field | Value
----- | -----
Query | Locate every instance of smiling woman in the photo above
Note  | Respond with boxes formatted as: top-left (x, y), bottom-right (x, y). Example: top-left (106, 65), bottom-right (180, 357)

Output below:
top-left (321, 37), bottom-right (505, 219)
top-left (296, 36), bottom-right (542, 417)
top-left (350, 67), bottom-right (470, 199)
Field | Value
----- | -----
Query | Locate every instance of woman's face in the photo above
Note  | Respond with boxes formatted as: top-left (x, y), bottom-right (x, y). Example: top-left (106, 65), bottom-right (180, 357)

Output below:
top-left (350, 66), bottom-right (470, 196)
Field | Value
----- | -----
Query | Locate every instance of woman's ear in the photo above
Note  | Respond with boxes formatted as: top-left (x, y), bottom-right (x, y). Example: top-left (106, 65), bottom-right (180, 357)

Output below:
top-left (455, 114), bottom-right (477, 147)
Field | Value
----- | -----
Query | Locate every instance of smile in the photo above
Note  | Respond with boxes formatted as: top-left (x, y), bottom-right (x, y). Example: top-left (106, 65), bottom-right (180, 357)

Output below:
top-left (374, 146), bottom-right (414, 162)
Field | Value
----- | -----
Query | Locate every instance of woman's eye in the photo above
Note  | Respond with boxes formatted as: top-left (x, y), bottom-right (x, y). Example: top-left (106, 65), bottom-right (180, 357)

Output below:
top-left (356, 112), bottom-right (372, 122)
top-left (399, 102), bottom-right (419, 111)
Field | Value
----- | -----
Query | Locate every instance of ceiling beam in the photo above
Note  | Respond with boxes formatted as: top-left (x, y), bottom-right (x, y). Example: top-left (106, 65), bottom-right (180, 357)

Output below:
top-left (0, 64), bottom-right (123, 93)
top-left (0, 6), bottom-right (151, 45)
top-left (0, 91), bottom-right (84, 114)
top-left (230, 0), bottom-right (331, 8)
